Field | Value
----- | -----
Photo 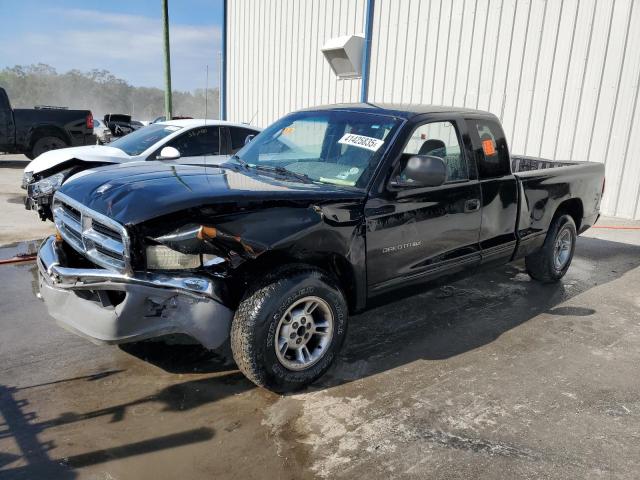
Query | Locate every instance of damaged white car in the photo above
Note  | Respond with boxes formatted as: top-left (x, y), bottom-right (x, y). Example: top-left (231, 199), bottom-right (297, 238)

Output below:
top-left (22, 119), bottom-right (261, 220)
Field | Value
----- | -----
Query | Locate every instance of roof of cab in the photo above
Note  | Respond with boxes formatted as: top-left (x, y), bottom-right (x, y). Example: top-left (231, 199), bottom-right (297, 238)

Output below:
top-left (158, 118), bottom-right (262, 130)
top-left (299, 103), bottom-right (493, 119)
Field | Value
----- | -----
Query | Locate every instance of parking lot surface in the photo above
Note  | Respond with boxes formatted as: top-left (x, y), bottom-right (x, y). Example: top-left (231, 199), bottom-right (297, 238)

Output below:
top-left (1, 217), bottom-right (639, 479)
top-left (0, 157), bottom-right (55, 245)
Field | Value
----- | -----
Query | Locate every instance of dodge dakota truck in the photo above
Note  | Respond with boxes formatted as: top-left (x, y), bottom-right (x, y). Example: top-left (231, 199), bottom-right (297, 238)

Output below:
top-left (37, 104), bottom-right (605, 392)
top-left (0, 87), bottom-right (95, 159)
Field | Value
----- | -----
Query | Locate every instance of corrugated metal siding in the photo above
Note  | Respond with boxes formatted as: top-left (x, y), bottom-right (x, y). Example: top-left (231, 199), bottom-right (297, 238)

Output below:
top-left (227, 0), bottom-right (365, 128)
top-left (227, 0), bottom-right (640, 218)
top-left (368, 0), bottom-right (640, 219)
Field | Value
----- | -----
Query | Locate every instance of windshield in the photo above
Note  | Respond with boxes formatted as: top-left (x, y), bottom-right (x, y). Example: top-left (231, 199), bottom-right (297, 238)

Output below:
top-left (109, 124), bottom-right (182, 156)
top-left (234, 110), bottom-right (402, 188)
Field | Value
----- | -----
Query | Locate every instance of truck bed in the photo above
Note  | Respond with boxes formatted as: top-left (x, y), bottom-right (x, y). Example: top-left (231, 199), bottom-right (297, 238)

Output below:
top-left (511, 155), bottom-right (582, 172)
top-left (510, 154), bottom-right (605, 251)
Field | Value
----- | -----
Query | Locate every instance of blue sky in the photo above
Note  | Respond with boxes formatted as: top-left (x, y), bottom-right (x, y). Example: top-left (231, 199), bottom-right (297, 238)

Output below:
top-left (0, 0), bottom-right (223, 91)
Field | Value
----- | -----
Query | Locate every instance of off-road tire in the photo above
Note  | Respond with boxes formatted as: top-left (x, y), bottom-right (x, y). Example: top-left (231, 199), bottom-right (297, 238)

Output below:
top-left (230, 267), bottom-right (348, 393)
top-left (30, 135), bottom-right (68, 159)
top-left (525, 214), bottom-right (577, 283)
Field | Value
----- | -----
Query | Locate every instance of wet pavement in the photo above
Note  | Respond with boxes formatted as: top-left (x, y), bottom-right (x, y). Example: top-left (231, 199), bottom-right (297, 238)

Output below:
top-left (0, 165), bottom-right (55, 245)
top-left (1, 226), bottom-right (639, 479)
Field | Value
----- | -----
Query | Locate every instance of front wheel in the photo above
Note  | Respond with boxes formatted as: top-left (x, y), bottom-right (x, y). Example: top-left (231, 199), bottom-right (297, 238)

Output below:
top-left (230, 268), bottom-right (348, 393)
top-left (525, 214), bottom-right (577, 283)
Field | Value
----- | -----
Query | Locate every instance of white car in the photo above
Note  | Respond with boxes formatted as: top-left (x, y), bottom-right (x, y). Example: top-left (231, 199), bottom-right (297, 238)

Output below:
top-left (22, 119), bottom-right (261, 220)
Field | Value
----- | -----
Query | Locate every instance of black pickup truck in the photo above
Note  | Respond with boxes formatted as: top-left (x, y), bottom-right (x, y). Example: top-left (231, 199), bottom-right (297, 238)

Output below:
top-left (0, 87), bottom-right (96, 159)
top-left (37, 104), bottom-right (605, 392)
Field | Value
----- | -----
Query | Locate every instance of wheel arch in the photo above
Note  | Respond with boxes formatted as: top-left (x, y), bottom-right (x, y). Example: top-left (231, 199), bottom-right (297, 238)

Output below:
top-left (232, 250), bottom-right (363, 314)
top-left (554, 198), bottom-right (583, 232)
top-left (28, 125), bottom-right (71, 147)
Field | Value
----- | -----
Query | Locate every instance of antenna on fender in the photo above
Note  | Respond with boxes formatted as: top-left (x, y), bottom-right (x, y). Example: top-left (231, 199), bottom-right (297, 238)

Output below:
top-left (247, 110), bottom-right (258, 126)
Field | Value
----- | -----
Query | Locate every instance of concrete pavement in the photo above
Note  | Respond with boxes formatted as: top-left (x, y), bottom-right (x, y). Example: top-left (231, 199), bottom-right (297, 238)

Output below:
top-left (0, 157), bottom-right (54, 246)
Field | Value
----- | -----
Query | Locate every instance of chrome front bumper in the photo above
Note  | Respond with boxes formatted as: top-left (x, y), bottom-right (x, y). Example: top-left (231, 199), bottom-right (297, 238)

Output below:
top-left (37, 236), bottom-right (233, 349)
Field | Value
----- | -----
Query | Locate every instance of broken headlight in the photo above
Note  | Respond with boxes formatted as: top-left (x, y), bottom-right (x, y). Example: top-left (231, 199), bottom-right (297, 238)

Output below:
top-left (21, 171), bottom-right (34, 189)
top-left (29, 172), bottom-right (66, 198)
top-left (146, 245), bottom-right (224, 270)
top-left (146, 245), bottom-right (201, 270)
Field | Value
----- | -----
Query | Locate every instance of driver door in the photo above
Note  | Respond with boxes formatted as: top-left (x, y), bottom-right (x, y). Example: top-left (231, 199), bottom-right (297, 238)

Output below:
top-left (365, 118), bottom-right (482, 293)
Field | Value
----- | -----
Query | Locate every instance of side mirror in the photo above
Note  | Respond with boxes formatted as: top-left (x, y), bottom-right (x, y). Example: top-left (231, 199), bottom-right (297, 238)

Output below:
top-left (244, 134), bottom-right (256, 145)
top-left (157, 146), bottom-right (181, 160)
top-left (399, 155), bottom-right (447, 187)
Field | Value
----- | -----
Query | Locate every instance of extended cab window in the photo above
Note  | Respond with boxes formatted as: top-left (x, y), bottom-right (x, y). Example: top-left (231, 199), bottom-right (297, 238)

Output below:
top-left (167, 126), bottom-right (220, 157)
top-left (469, 119), bottom-right (510, 178)
top-left (401, 121), bottom-right (468, 182)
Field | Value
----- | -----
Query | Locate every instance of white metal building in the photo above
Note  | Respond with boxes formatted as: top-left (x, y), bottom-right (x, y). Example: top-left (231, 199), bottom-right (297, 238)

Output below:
top-left (225, 0), bottom-right (640, 219)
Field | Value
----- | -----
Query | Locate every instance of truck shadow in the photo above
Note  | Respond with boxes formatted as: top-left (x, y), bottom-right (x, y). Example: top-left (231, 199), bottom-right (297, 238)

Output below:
top-left (319, 235), bottom-right (640, 387)
top-left (118, 341), bottom-right (234, 374)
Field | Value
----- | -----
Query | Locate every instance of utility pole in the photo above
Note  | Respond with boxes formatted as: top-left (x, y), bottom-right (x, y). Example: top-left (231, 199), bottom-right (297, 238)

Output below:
top-left (162, 0), bottom-right (173, 120)
top-left (205, 65), bottom-right (209, 120)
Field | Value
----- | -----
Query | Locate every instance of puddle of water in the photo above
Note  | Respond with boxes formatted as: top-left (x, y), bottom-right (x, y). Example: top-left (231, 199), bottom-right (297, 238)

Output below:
top-left (0, 239), bottom-right (43, 258)
top-left (6, 195), bottom-right (26, 205)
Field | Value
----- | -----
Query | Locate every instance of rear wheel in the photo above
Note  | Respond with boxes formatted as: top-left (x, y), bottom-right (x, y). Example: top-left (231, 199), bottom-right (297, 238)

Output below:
top-left (30, 135), bottom-right (68, 159)
top-left (525, 214), bottom-right (577, 283)
top-left (230, 268), bottom-right (347, 392)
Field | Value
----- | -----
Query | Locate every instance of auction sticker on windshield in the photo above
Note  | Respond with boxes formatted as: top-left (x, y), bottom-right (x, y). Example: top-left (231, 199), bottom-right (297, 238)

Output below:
top-left (338, 133), bottom-right (384, 152)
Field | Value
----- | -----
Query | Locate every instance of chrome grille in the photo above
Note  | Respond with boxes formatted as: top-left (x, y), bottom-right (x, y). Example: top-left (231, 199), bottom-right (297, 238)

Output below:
top-left (52, 192), bottom-right (131, 274)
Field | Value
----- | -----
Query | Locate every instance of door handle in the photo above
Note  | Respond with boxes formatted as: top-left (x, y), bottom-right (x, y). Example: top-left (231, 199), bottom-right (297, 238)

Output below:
top-left (465, 199), bottom-right (480, 213)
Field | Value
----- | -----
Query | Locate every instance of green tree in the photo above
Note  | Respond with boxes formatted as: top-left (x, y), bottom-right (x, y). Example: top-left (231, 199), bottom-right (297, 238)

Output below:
top-left (0, 64), bottom-right (220, 121)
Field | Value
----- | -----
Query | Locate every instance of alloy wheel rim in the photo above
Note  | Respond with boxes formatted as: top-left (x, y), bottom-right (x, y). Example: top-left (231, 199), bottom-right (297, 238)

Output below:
top-left (553, 227), bottom-right (572, 270)
top-left (274, 296), bottom-right (334, 371)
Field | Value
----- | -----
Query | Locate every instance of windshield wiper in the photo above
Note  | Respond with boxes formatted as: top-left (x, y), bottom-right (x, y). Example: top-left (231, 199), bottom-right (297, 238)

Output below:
top-left (229, 154), bottom-right (249, 168)
top-left (253, 165), bottom-right (312, 183)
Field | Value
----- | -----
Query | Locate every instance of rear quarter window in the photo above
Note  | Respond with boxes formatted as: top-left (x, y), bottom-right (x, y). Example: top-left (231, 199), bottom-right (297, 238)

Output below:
top-left (467, 119), bottom-right (510, 178)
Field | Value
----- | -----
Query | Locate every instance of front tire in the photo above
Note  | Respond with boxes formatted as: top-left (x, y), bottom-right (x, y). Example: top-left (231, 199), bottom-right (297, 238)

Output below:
top-left (230, 268), bottom-right (348, 393)
top-left (525, 214), bottom-right (577, 283)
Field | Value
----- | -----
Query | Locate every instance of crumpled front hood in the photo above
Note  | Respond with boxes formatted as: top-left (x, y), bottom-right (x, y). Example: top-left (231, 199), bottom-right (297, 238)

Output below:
top-left (25, 145), bottom-right (131, 175)
top-left (57, 161), bottom-right (364, 225)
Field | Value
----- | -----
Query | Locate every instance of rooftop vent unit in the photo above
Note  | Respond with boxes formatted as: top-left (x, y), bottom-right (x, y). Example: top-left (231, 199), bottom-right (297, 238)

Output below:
top-left (321, 34), bottom-right (365, 79)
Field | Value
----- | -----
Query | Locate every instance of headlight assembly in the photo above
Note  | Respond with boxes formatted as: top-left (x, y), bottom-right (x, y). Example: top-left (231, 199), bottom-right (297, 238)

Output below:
top-left (146, 222), bottom-right (261, 271)
top-left (30, 172), bottom-right (66, 198)
top-left (21, 171), bottom-right (34, 189)
top-left (146, 245), bottom-right (201, 270)
top-left (145, 245), bottom-right (224, 270)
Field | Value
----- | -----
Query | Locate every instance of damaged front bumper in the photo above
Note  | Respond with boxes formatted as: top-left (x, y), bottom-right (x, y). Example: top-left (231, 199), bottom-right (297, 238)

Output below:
top-left (24, 192), bottom-right (51, 211)
top-left (37, 236), bottom-right (234, 349)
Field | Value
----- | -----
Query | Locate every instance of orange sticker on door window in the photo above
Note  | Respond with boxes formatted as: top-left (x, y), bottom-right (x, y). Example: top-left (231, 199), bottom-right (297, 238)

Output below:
top-left (482, 138), bottom-right (497, 156)
top-left (282, 126), bottom-right (295, 135)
